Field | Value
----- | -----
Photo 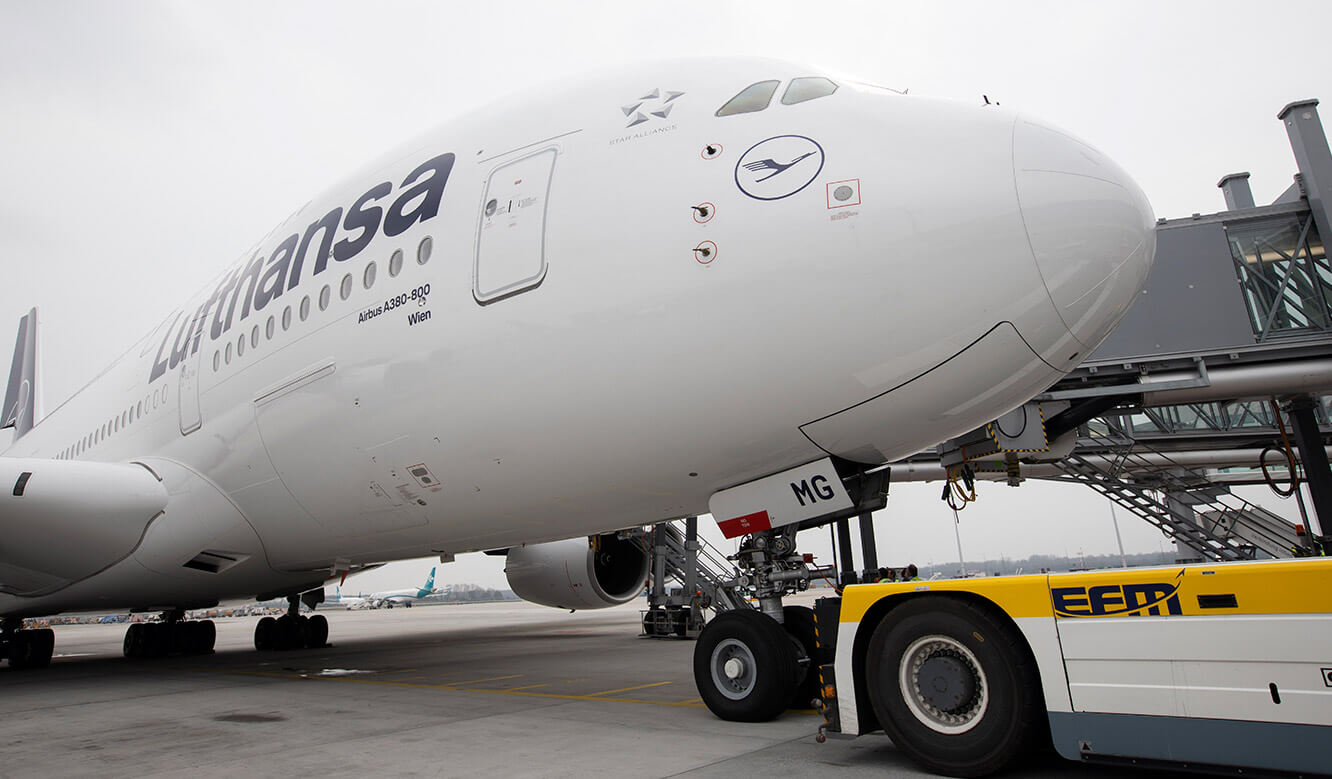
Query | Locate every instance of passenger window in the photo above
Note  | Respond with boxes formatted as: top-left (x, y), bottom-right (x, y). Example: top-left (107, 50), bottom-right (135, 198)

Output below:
top-left (300, 295), bottom-right (311, 320)
top-left (363, 262), bottom-right (377, 289)
top-left (265, 316), bottom-right (275, 339)
top-left (340, 273), bottom-right (353, 300)
top-left (389, 249), bottom-right (404, 277)
top-left (781, 77), bottom-right (837, 105)
top-left (282, 306), bottom-right (292, 331)
top-left (716, 80), bottom-right (780, 117)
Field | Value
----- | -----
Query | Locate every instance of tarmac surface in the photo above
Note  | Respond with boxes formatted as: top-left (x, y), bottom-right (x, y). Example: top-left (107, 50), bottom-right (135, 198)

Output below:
top-left (0, 596), bottom-right (1194, 778)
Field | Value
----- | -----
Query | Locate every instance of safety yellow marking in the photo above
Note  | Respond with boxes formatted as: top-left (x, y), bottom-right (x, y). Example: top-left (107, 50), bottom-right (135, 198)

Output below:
top-left (840, 574), bottom-right (1054, 622)
top-left (508, 683), bottom-right (550, 691)
top-left (583, 681), bottom-right (673, 697)
top-left (839, 558), bottom-right (1332, 623)
top-left (677, 696), bottom-right (704, 704)
top-left (443, 673), bottom-right (524, 686)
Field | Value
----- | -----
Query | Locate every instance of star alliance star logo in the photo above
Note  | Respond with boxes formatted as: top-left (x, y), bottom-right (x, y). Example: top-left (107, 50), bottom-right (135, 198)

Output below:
top-left (621, 88), bottom-right (685, 127)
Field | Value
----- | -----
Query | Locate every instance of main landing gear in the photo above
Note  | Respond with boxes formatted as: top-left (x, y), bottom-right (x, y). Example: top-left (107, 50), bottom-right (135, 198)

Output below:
top-left (123, 609), bottom-right (216, 659)
top-left (2, 617), bottom-right (55, 669)
top-left (693, 527), bottom-right (822, 721)
top-left (253, 595), bottom-right (328, 651)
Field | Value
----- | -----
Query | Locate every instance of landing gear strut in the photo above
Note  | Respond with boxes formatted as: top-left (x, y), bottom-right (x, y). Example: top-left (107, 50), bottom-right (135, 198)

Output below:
top-left (2, 616), bottom-right (55, 669)
top-left (122, 609), bottom-right (216, 659)
top-left (254, 595), bottom-right (328, 651)
top-left (693, 527), bottom-right (821, 720)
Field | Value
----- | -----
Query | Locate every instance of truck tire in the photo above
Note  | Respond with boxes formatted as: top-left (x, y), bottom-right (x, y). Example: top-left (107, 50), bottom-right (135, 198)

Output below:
top-left (865, 596), bottom-right (1042, 777)
top-left (694, 609), bottom-right (797, 722)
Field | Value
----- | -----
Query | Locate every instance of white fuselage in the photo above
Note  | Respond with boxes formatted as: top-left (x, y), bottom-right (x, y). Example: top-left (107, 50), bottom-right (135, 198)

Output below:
top-left (0, 58), bottom-right (1154, 616)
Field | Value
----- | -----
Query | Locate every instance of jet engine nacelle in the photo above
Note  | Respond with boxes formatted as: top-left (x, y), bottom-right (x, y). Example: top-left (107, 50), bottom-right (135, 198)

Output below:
top-left (504, 534), bottom-right (649, 610)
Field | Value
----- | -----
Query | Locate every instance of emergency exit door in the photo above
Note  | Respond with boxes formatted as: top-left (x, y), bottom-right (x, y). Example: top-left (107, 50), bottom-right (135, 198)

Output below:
top-left (474, 147), bottom-right (556, 304)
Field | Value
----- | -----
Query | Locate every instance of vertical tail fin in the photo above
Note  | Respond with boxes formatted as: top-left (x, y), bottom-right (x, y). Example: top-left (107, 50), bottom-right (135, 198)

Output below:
top-left (419, 566), bottom-right (436, 596)
top-left (2, 307), bottom-right (39, 438)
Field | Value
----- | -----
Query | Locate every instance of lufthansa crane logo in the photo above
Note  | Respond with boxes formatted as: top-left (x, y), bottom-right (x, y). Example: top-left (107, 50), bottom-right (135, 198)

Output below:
top-left (735, 135), bottom-right (824, 201)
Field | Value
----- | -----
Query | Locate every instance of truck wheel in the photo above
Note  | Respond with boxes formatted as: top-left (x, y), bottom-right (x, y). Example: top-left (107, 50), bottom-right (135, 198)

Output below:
top-left (694, 609), bottom-right (797, 722)
top-left (782, 605), bottom-right (820, 709)
top-left (865, 596), bottom-right (1042, 777)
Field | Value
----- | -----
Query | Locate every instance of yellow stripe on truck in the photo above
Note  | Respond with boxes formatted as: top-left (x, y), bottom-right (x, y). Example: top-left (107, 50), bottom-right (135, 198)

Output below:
top-left (1048, 558), bottom-right (1332, 618)
top-left (839, 559), bottom-right (1332, 624)
top-left (839, 574), bottom-right (1054, 623)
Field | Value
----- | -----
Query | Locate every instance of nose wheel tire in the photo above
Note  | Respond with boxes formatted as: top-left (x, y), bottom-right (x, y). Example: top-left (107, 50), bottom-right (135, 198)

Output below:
top-left (694, 609), bottom-right (797, 722)
top-left (865, 596), bottom-right (1043, 778)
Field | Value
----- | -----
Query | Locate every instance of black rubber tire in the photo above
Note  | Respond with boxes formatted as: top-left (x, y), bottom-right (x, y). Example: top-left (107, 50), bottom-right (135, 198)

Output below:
top-left (167, 622), bottom-right (189, 656)
top-left (306, 614), bottom-right (328, 649)
top-left (693, 609), bottom-right (797, 722)
top-left (197, 620), bottom-right (216, 653)
top-left (123, 623), bottom-right (145, 658)
top-left (254, 616), bottom-right (277, 651)
top-left (865, 596), bottom-right (1043, 778)
top-left (782, 605), bottom-right (820, 710)
top-left (143, 623), bottom-right (168, 658)
top-left (8, 631), bottom-right (33, 669)
top-left (273, 615), bottom-right (305, 650)
top-left (27, 628), bottom-right (54, 668)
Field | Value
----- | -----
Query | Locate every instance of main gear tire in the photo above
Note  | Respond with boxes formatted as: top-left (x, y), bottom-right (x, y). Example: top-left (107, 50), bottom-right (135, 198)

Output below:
top-left (305, 614), bottom-right (328, 648)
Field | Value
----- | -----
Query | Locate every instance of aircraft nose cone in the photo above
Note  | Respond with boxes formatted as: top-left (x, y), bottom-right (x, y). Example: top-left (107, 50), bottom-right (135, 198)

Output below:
top-left (1014, 117), bottom-right (1156, 351)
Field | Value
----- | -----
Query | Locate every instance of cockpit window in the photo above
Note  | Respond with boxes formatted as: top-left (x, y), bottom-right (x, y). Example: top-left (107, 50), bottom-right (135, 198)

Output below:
top-left (781, 77), bottom-right (838, 105)
top-left (716, 80), bottom-right (780, 117)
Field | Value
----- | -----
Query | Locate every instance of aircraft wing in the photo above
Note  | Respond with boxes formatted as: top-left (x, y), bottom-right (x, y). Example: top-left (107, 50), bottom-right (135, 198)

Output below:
top-left (0, 458), bottom-right (167, 596)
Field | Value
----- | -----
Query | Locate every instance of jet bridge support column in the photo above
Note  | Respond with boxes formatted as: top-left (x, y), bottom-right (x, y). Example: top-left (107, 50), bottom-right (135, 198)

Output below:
top-left (836, 517), bottom-right (856, 585)
top-left (1284, 396), bottom-right (1332, 549)
top-left (1166, 490), bottom-right (1209, 563)
top-left (858, 511), bottom-right (879, 581)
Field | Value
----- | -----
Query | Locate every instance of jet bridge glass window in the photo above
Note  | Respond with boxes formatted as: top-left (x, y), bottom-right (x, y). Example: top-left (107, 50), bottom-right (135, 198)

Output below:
top-left (716, 80), bottom-right (780, 117)
top-left (781, 77), bottom-right (837, 105)
top-left (1227, 213), bottom-right (1330, 338)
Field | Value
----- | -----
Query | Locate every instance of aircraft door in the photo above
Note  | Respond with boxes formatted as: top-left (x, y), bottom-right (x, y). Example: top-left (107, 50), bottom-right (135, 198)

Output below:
top-left (473, 147), bottom-right (557, 304)
top-left (178, 314), bottom-right (203, 435)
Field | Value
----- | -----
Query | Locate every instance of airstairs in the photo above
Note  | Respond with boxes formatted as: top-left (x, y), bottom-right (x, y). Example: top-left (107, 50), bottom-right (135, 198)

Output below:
top-left (640, 517), bottom-right (747, 638)
top-left (1052, 426), bottom-right (1306, 561)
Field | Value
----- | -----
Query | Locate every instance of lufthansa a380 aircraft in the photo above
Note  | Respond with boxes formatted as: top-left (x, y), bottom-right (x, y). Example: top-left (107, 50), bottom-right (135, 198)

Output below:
top-left (0, 55), bottom-right (1152, 720)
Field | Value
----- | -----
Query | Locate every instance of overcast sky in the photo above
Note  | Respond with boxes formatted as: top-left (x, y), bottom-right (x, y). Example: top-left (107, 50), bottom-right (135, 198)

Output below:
top-left (2, 2), bottom-right (1328, 593)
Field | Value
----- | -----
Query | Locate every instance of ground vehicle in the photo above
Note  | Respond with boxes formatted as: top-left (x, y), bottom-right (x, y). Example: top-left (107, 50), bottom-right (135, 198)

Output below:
top-left (809, 559), bottom-right (1332, 776)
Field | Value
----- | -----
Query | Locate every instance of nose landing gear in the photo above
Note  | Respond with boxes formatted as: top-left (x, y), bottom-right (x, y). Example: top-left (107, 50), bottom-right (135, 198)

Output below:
top-left (693, 527), bottom-right (823, 720)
